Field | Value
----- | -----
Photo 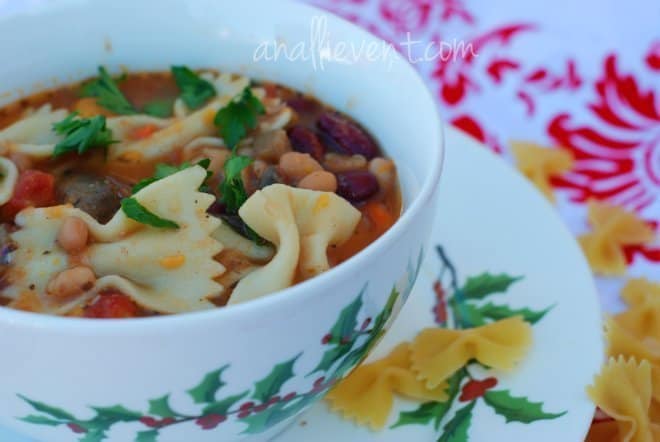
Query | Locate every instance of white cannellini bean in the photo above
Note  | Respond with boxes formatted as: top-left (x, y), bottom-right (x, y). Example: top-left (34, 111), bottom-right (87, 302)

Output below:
top-left (298, 171), bottom-right (338, 192)
top-left (279, 152), bottom-right (323, 181)
top-left (46, 266), bottom-right (96, 299)
top-left (368, 157), bottom-right (396, 192)
top-left (57, 216), bottom-right (89, 254)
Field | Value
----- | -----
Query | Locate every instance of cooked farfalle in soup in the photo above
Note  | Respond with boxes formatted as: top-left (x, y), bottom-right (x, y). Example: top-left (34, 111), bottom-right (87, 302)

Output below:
top-left (0, 67), bottom-right (400, 318)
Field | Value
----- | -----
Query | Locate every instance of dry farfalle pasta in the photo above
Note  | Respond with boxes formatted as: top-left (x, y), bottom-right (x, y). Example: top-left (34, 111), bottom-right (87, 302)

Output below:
top-left (621, 278), bottom-right (660, 308)
top-left (587, 278), bottom-right (660, 440)
top-left (510, 141), bottom-right (574, 202)
top-left (325, 343), bottom-right (449, 430)
top-left (579, 201), bottom-right (655, 276)
top-left (410, 317), bottom-right (533, 389)
top-left (586, 357), bottom-right (660, 442)
top-left (606, 279), bottom-right (660, 408)
top-left (326, 317), bottom-right (533, 429)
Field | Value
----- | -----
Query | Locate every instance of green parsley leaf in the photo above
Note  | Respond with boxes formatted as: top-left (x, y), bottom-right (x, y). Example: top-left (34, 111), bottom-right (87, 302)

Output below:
top-left (120, 197), bottom-right (179, 229)
top-left (81, 66), bottom-right (137, 115)
top-left (142, 98), bottom-right (174, 118)
top-left (131, 159), bottom-right (212, 194)
top-left (219, 154), bottom-right (253, 214)
top-left (171, 66), bottom-right (217, 110)
top-left (52, 112), bottom-right (116, 157)
top-left (214, 87), bottom-right (265, 148)
top-left (220, 214), bottom-right (268, 246)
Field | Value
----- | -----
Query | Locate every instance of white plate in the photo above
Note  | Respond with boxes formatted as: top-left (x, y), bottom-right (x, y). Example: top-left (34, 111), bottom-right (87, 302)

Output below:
top-left (0, 126), bottom-right (603, 442)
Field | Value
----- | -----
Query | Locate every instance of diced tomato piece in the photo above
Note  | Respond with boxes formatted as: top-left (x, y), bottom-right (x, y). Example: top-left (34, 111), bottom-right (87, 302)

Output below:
top-left (0, 170), bottom-right (56, 221)
top-left (129, 124), bottom-right (159, 140)
top-left (84, 292), bottom-right (139, 319)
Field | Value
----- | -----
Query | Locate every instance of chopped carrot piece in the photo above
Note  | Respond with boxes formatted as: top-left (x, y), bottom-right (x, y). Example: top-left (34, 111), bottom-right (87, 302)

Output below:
top-left (73, 97), bottom-right (114, 118)
top-left (129, 124), bottom-right (159, 140)
top-left (364, 201), bottom-right (394, 233)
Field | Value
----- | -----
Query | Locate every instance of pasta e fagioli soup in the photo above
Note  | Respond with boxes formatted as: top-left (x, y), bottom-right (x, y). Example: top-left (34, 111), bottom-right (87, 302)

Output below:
top-left (0, 67), bottom-right (401, 319)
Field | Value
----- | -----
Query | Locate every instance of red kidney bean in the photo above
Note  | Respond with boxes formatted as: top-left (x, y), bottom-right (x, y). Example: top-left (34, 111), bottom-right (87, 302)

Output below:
top-left (336, 171), bottom-right (380, 203)
top-left (287, 126), bottom-right (325, 160)
top-left (286, 96), bottom-right (321, 114)
top-left (317, 112), bottom-right (379, 159)
top-left (206, 200), bottom-right (227, 217)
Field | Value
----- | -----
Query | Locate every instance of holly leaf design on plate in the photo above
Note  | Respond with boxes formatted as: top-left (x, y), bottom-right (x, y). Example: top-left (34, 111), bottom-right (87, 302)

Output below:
top-left (370, 287), bottom-right (399, 342)
top-left (476, 303), bottom-right (553, 325)
top-left (148, 395), bottom-right (178, 418)
top-left (309, 290), bottom-right (365, 374)
top-left (78, 428), bottom-right (106, 442)
top-left (89, 405), bottom-right (142, 423)
top-left (452, 301), bottom-right (486, 327)
top-left (187, 365), bottom-right (228, 404)
top-left (437, 401), bottom-right (475, 442)
top-left (391, 402), bottom-right (443, 428)
top-left (457, 302), bottom-right (552, 326)
top-left (462, 273), bottom-right (522, 300)
top-left (329, 293), bottom-right (363, 343)
top-left (392, 370), bottom-right (464, 429)
top-left (241, 395), bottom-right (315, 434)
top-left (135, 429), bottom-right (159, 442)
top-left (203, 391), bottom-right (249, 415)
top-left (309, 344), bottom-right (353, 376)
top-left (19, 415), bottom-right (63, 426)
top-left (482, 390), bottom-right (566, 423)
top-left (252, 356), bottom-right (299, 403)
top-left (18, 395), bottom-right (76, 421)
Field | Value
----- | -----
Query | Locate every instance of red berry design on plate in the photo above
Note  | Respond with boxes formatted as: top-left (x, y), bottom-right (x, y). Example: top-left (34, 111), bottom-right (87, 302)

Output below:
top-left (237, 410), bottom-right (251, 419)
top-left (160, 417), bottom-right (175, 426)
top-left (253, 403), bottom-right (268, 413)
top-left (360, 317), bottom-right (372, 331)
top-left (459, 377), bottom-right (498, 402)
top-left (433, 280), bottom-right (448, 324)
top-left (195, 413), bottom-right (226, 430)
top-left (283, 392), bottom-right (297, 402)
top-left (239, 401), bottom-right (255, 411)
top-left (139, 416), bottom-right (159, 428)
top-left (321, 333), bottom-right (332, 344)
top-left (312, 376), bottom-right (326, 392)
top-left (67, 423), bottom-right (86, 434)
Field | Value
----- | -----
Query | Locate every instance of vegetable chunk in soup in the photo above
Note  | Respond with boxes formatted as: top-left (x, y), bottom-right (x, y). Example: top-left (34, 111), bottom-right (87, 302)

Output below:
top-left (0, 66), bottom-right (401, 318)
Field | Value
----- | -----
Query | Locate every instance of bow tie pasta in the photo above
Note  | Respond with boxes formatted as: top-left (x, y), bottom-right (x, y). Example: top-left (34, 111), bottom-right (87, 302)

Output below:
top-left (579, 201), bottom-right (655, 276)
top-left (229, 184), bottom-right (361, 305)
top-left (410, 317), bottom-right (533, 389)
top-left (326, 343), bottom-right (449, 430)
top-left (0, 157), bottom-right (18, 205)
top-left (587, 357), bottom-right (660, 442)
top-left (4, 166), bottom-right (224, 314)
top-left (0, 104), bottom-right (67, 158)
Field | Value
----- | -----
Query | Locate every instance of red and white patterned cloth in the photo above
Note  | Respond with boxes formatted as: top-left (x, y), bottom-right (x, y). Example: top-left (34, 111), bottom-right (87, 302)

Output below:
top-left (306, 0), bottom-right (660, 313)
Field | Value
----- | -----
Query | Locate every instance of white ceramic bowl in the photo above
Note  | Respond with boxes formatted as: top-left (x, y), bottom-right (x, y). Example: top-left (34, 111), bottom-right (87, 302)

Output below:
top-left (0, 1), bottom-right (443, 441)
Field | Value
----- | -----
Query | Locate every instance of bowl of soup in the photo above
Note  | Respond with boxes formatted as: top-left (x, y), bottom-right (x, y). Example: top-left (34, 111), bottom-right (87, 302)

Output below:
top-left (0, 0), bottom-right (443, 440)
